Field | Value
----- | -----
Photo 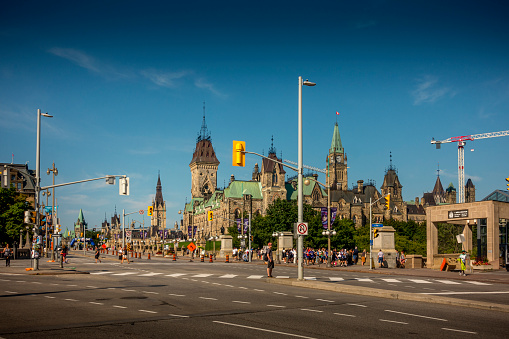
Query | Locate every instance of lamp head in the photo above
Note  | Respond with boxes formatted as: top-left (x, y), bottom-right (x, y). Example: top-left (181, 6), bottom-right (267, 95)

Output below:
top-left (41, 113), bottom-right (53, 118)
top-left (303, 79), bottom-right (316, 86)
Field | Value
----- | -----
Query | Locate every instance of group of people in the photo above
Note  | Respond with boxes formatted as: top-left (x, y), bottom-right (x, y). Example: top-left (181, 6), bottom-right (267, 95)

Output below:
top-left (273, 246), bottom-right (367, 267)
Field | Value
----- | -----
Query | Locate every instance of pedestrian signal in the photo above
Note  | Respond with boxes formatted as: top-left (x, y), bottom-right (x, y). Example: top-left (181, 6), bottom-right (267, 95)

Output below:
top-left (373, 229), bottom-right (379, 238)
top-left (147, 206), bottom-right (153, 216)
top-left (208, 211), bottom-right (213, 221)
top-left (506, 177), bottom-right (509, 191)
top-left (384, 194), bottom-right (390, 210)
top-left (232, 140), bottom-right (246, 167)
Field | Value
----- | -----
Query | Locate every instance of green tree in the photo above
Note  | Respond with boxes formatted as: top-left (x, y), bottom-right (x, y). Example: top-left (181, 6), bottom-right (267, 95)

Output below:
top-left (0, 187), bottom-right (31, 245)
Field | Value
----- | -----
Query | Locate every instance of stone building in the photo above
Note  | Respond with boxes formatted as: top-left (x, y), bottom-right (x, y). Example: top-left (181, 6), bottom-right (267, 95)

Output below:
top-left (1, 162), bottom-right (36, 208)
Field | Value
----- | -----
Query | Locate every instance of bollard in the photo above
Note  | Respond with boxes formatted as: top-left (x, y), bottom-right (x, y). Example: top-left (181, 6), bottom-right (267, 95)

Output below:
top-left (226, 254), bottom-right (229, 263)
top-left (148, 253), bottom-right (151, 260)
top-left (173, 253), bottom-right (176, 261)
top-left (135, 252), bottom-right (138, 258)
top-left (201, 255), bottom-right (204, 262)
top-left (209, 255), bottom-right (213, 263)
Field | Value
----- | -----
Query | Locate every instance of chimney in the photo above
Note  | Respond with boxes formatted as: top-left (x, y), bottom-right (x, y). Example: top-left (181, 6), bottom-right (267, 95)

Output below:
top-left (357, 180), bottom-right (364, 193)
top-left (415, 197), bottom-right (419, 206)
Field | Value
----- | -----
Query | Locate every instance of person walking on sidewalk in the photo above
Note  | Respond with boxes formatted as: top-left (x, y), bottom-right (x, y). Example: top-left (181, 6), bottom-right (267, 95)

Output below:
top-left (3, 244), bottom-right (11, 267)
top-left (266, 242), bottom-right (274, 278)
top-left (377, 249), bottom-right (384, 268)
top-left (458, 250), bottom-right (467, 276)
top-left (94, 246), bottom-right (102, 263)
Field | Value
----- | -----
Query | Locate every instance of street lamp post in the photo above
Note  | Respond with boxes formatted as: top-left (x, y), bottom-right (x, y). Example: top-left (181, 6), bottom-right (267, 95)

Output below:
top-left (35, 109), bottom-right (53, 269)
top-left (297, 76), bottom-right (316, 281)
top-left (47, 162), bottom-right (58, 260)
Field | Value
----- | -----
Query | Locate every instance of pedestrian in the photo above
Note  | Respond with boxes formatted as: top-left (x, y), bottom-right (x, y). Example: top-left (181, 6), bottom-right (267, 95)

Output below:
top-left (266, 242), bottom-right (274, 278)
top-left (121, 247), bottom-right (129, 264)
top-left (361, 249), bottom-right (366, 266)
top-left (377, 249), bottom-right (384, 268)
top-left (3, 244), bottom-right (11, 267)
top-left (458, 250), bottom-right (467, 276)
top-left (61, 245), bottom-right (69, 263)
top-left (400, 251), bottom-right (406, 268)
top-left (353, 246), bottom-right (359, 265)
top-left (94, 246), bottom-right (101, 263)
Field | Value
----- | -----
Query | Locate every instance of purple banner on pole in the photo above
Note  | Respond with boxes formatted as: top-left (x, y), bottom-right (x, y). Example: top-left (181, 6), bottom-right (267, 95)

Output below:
top-left (321, 207), bottom-right (338, 229)
top-left (236, 219), bottom-right (249, 233)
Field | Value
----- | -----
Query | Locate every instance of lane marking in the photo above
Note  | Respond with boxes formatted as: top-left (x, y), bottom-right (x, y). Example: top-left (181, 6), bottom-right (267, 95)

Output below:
top-left (275, 276), bottom-right (290, 279)
top-left (316, 299), bottom-right (334, 303)
top-left (112, 272), bottom-right (137, 276)
top-left (67, 284), bottom-right (78, 287)
top-left (382, 279), bottom-right (401, 283)
top-left (355, 278), bottom-right (373, 282)
top-left (139, 310), bottom-right (158, 314)
top-left (89, 302), bottom-right (104, 305)
top-left (329, 277), bottom-right (344, 282)
top-left (347, 303), bottom-right (367, 307)
top-left (65, 299), bottom-right (79, 302)
top-left (232, 300), bottom-right (251, 304)
top-left (168, 293), bottom-right (185, 297)
top-left (248, 275), bottom-right (264, 279)
top-left (192, 274), bottom-right (213, 278)
top-left (90, 272), bottom-right (113, 275)
top-left (44, 296), bottom-right (55, 299)
top-left (464, 281), bottom-right (491, 286)
top-left (434, 279), bottom-right (461, 285)
top-left (166, 273), bottom-right (187, 277)
top-left (408, 279), bottom-right (432, 284)
top-left (113, 305), bottom-right (127, 309)
top-left (267, 305), bottom-right (286, 308)
top-left (213, 321), bottom-right (317, 339)
top-left (224, 285), bottom-right (234, 288)
top-left (254, 289), bottom-right (265, 292)
top-left (380, 319), bottom-right (408, 325)
top-left (219, 274), bottom-right (237, 278)
top-left (420, 291), bottom-right (509, 295)
top-left (301, 309), bottom-right (323, 313)
top-left (199, 297), bottom-right (218, 301)
top-left (384, 310), bottom-right (448, 321)
top-left (31, 282), bottom-right (42, 284)
top-left (139, 273), bottom-right (163, 277)
top-left (5, 291), bottom-right (17, 294)
top-left (142, 291), bottom-right (159, 294)
top-left (295, 296), bottom-right (309, 299)
top-left (442, 328), bottom-right (477, 334)
top-left (304, 277), bottom-right (317, 280)
top-left (274, 292), bottom-right (288, 295)
top-left (334, 313), bottom-right (356, 317)
top-left (86, 286), bottom-right (98, 288)
top-left (169, 314), bottom-right (189, 318)
top-left (122, 289), bottom-right (136, 292)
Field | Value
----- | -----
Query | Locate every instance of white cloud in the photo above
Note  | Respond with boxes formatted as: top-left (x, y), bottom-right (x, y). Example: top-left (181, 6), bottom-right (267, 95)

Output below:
top-left (195, 77), bottom-right (226, 97)
top-left (412, 75), bottom-right (454, 105)
top-left (140, 69), bottom-right (189, 87)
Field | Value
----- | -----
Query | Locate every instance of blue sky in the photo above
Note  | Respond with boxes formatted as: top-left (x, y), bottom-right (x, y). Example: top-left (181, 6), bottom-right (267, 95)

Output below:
top-left (1, 1), bottom-right (508, 233)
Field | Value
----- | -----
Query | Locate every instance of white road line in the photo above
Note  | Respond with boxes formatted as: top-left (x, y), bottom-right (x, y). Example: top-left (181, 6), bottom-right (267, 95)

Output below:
top-left (295, 296), bottom-right (309, 299)
top-left (274, 292), bottom-right (288, 295)
top-left (15, 281), bottom-right (26, 283)
top-left (44, 296), bottom-right (55, 299)
top-left (213, 321), bottom-right (317, 339)
top-left (166, 273), bottom-right (187, 277)
top-left (442, 328), bottom-right (477, 334)
top-left (113, 305), bottom-right (127, 309)
top-left (420, 291), bottom-right (509, 295)
top-left (355, 278), bottom-right (373, 282)
top-left (139, 273), bottom-right (163, 277)
top-left (90, 271), bottom-right (113, 275)
top-left (168, 293), bottom-right (185, 297)
top-left (304, 277), bottom-right (316, 280)
top-left (408, 279), bottom-right (432, 284)
top-left (51, 283), bottom-right (59, 285)
top-left (275, 276), bottom-right (290, 279)
top-left (107, 287), bottom-right (116, 290)
top-left (5, 291), bottom-right (17, 294)
top-left (347, 303), bottom-right (367, 307)
top-left (112, 272), bottom-right (137, 276)
top-left (382, 278), bottom-right (401, 283)
top-left (379, 319), bottom-right (408, 325)
top-left (267, 305), bottom-right (286, 308)
top-left (334, 313), bottom-right (356, 317)
top-left (253, 289), bottom-right (265, 292)
top-left (86, 286), bottom-right (98, 288)
top-left (192, 274), bottom-right (213, 278)
top-left (142, 291), bottom-right (159, 294)
top-left (384, 309), bottom-right (448, 321)
top-left (301, 309), bottom-right (323, 313)
top-left (224, 285), bottom-right (234, 288)
top-left (219, 274), bottom-right (237, 278)
top-left (89, 302), bottom-right (104, 305)
top-left (434, 279), bottom-right (461, 285)
top-left (464, 281), bottom-right (491, 286)
top-left (199, 297), bottom-right (218, 300)
top-left (139, 310), bottom-right (158, 314)
top-left (232, 300), bottom-right (250, 304)
top-left (316, 299), bottom-right (334, 303)
top-left (247, 275), bottom-right (264, 279)
top-left (238, 287), bottom-right (248, 289)
top-left (122, 289), bottom-right (136, 292)
top-left (329, 277), bottom-right (344, 282)
top-left (67, 284), bottom-right (78, 287)
top-left (169, 314), bottom-right (189, 318)
top-left (65, 299), bottom-right (78, 301)
top-left (31, 282), bottom-right (42, 284)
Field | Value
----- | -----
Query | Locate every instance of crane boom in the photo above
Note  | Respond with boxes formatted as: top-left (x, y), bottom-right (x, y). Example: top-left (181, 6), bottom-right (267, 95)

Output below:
top-left (431, 129), bottom-right (509, 203)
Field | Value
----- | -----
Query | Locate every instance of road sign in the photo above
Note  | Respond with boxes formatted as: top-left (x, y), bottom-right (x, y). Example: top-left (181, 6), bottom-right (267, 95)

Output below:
top-left (372, 223), bottom-right (383, 228)
top-left (139, 209), bottom-right (144, 215)
top-left (126, 230), bottom-right (132, 242)
top-left (296, 222), bottom-right (308, 236)
top-left (370, 240), bottom-right (373, 245)
top-left (187, 242), bottom-right (197, 252)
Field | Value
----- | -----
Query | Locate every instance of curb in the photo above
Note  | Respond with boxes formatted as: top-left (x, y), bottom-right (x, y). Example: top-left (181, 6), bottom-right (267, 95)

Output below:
top-left (265, 278), bottom-right (509, 313)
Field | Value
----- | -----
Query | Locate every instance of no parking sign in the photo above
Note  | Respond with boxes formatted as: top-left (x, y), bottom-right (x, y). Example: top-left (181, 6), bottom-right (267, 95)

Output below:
top-left (296, 222), bottom-right (308, 236)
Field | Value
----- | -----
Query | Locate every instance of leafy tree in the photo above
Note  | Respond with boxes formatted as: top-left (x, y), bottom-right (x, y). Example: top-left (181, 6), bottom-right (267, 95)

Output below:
top-left (0, 187), bottom-right (31, 245)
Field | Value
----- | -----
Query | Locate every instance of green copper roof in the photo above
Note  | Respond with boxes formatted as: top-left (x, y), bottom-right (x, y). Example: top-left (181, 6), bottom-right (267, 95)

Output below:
top-left (224, 181), bottom-right (263, 199)
top-left (330, 122), bottom-right (343, 154)
top-left (78, 209), bottom-right (84, 222)
top-left (286, 177), bottom-right (327, 200)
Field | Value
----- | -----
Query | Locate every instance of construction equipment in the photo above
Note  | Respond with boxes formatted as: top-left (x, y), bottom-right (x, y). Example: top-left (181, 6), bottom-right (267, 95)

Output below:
top-left (431, 129), bottom-right (509, 203)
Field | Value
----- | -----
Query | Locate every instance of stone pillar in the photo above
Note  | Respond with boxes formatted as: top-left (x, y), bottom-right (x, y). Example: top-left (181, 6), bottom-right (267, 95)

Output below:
top-left (219, 235), bottom-right (233, 258)
top-left (277, 232), bottom-right (294, 262)
top-left (463, 222), bottom-right (473, 253)
top-left (372, 225), bottom-right (397, 268)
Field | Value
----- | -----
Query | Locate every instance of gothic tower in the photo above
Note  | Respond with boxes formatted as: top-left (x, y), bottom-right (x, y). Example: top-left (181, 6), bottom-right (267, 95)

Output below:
top-left (190, 106), bottom-right (220, 200)
top-left (465, 178), bottom-right (476, 203)
top-left (151, 172), bottom-right (167, 229)
top-left (327, 122), bottom-right (348, 191)
top-left (260, 138), bottom-right (286, 212)
top-left (381, 153), bottom-right (405, 220)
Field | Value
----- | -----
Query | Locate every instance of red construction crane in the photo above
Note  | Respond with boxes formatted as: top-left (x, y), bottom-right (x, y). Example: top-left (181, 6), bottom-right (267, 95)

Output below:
top-left (431, 130), bottom-right (509, 203)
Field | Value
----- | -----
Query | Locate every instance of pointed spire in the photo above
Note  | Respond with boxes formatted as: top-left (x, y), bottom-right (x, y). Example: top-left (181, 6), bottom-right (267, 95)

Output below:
top-left (155, 172), bottom-right (164, 206)
top-left (197, 101), bottom-right (211, 142)
top-left (330, 122), bottom-right (343, 154)
top-left (268, 135), bottom-right (276, 155)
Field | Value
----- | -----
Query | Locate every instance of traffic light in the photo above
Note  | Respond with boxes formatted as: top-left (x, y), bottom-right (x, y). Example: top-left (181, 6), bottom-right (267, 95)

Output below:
top-left (506, 177), bottom-right (509, 191)
top-left (373, 229), bottom-right (379, 238)
top-left (24, 210), bottom-right (37, 224)
top-left (24, 211), bottom-right (30, 223)
top-left (119, 177), bottom-right (130, 196)
top-left (232, 140), bottom-right (246, 167)
top-left (147, 206), bottom-right (153, 216)
top-left (250, 235), bottom-right (253, 242)
top-left (384, 193), bottom-right (391, 210)
top-left (208, 211), bottom-right (213, 221)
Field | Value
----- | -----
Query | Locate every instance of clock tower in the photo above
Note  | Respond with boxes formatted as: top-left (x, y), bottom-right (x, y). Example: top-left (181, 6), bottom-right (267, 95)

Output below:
top-left (327, 122), bottom-right (348, 191)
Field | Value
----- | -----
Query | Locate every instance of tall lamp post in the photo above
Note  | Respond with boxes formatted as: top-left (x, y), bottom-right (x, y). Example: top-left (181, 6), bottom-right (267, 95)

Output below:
top-left (47, 162), bottom-right (58, 260)
top-left (297, 76), bottom-right (316, 280)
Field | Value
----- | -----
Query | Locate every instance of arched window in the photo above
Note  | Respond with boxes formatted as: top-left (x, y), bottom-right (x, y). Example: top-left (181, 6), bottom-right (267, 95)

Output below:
top-left (234, 209), bottom-right (241, 219)
top-left (272, 169), bottom-right (278, 186)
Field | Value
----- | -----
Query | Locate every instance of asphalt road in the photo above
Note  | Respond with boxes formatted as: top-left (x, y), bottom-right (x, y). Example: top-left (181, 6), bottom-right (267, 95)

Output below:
top-left (1, 255), bottom-right (508, 338)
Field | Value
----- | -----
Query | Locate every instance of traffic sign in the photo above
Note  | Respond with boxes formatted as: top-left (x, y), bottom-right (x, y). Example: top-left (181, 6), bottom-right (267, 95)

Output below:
top-left (139, 209), bottom-right (144, 215)
top-left (372, 223), bottom-right (383, 228)
top-left (296, 222), bottom-right (308, 235)
top-left (187, 242), bottom-right (197, 252)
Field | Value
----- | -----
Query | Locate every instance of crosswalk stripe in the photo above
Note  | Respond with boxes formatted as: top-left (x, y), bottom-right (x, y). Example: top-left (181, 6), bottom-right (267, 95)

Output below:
top-left (112, 272), bottom-right (137, 276)
top-left (464, 281), bottom-right (491, 286)
top-left (329, 277), bottom-right (344, 282)
top-left (247, 275), bottom-right (264, 279)
top-left (382, 278), bottom-right (401, 283)
top-left (434, 279), bottom-right (461, 285)
top-left (355, 278), bottom-right (373, 282)
top-left (219, 274), bottom-right (237, 278)
top-left (408, 279), bottom-right (432, 284)
top-left (304, 277), bottom-right (317, 280)
top-left (192, 274), bottom-right (213, 278)
top-left (139, 273), bottom-right (164, 277)
top-left (166, 273), bottom-right (187, 277)
top-left (275, 276), bottom-right (290, 279)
